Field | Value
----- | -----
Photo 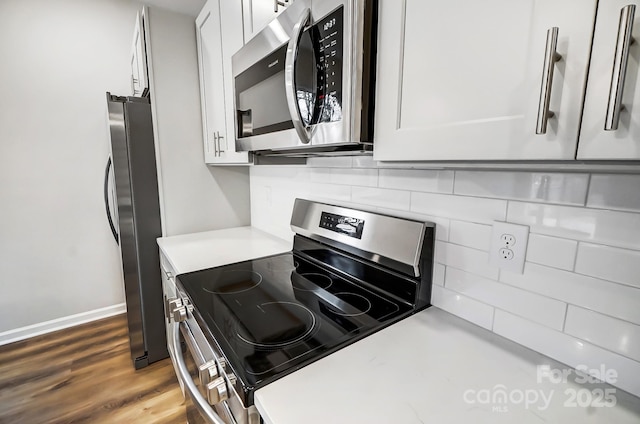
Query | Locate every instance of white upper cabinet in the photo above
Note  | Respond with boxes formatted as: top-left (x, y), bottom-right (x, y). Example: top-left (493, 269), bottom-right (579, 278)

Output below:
top-left (242, 0), bottom-right (296, 42)
top-left (374, 0), bottom-right (597, 161)
top-left (196, 0), bottom-right (250, 164)
top-left (130, 11), bottom-right (149, 97)
top-left (578, 0), bottom-right (640, 160)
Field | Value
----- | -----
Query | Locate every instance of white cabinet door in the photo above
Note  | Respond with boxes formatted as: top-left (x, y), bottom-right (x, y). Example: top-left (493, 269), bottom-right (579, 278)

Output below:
top-left (242, 0), bottom-right (296, 42)
top-left (374, 0), bottom-right (596, 161)
top-left (578, 0), bottom-right (640, 160)
top-left (196, 0), bottom-right (250, 164)
top-left (130, 11), bottom-right (149, 96)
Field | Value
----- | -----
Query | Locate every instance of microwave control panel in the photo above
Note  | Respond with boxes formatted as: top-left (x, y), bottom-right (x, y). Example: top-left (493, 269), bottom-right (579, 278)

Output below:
top-left (315, 6), bottom-right (343, 123)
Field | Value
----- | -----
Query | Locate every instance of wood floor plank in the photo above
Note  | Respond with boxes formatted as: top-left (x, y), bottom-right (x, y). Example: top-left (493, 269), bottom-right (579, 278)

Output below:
top-left (0, 314), bottom-right (186, 424)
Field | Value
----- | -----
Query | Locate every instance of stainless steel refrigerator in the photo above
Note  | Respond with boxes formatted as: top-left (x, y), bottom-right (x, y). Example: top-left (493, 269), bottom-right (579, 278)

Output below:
top-left (103, 92), bottom-right (168, 369)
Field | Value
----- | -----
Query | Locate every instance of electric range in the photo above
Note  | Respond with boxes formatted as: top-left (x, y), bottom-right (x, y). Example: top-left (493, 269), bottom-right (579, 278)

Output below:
top-left (166, 199), bottom-right (435, 424)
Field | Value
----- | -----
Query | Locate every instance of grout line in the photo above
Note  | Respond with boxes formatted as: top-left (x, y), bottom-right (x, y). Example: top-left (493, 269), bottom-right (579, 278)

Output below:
top-left (451, 170), bottom-right (457, 194)
top-left (562, 303), bottom-right (569, 332)
top-left (571, 241), bottom-right (580, 272)
top-left (439, 239), bottom-right (491, 254)
top-left (490, 308), bottom-right (497, 331)
top-left (583, 173), bottom-right (592, 207)
top-left (442, 264), bottom-right (447, 287)
top-left (448, 264), bottom-right (565, 306)
top-left (496, 309), bottom-right (640, 364)
top-left (564, 304), bottom-right (640, 329)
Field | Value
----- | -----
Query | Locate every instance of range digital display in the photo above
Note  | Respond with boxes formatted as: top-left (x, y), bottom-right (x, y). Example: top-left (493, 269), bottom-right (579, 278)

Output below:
top-left (319, 211), bottom-right (364, 239)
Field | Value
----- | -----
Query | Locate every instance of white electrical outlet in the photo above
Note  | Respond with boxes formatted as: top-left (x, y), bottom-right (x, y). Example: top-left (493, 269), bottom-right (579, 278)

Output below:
top-left (490, 221), bottom-right (529, 273)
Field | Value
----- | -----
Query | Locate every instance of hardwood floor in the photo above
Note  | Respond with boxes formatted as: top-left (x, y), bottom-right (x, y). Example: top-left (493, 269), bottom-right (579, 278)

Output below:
top-left (0, 314), bottom-right (186, 424)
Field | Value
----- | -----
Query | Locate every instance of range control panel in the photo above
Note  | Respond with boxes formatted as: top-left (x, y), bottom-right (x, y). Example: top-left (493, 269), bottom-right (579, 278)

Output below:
top-left (319, 211), bottom-right (365, 239)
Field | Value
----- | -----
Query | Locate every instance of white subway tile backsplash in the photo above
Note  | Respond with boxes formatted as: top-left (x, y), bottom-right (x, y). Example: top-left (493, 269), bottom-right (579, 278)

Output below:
top-left (507, 201), bottom-right (640, 250)
top-left (454, 171), bottom-right (589, 205)
top-left (379, 169), bottom-right (454, 194)
top-left (449, 221), bottom-right (492, 251)
top-left (306, 157), bottom-right (353, 168)
top-left (351, 156), bottom-right (379, 168)
top-left (526, 234), bottom-right (577, 271)
top-left (351, 187), bottom-right (410, 211)
top-left (411, 192), bottom-right (507, 224)
top-left (575, 243), bottom-right (640, 289)
top-left (588, 174), bottom-right (640, 212)
top-left (500, 263), bottom-right (640, 325)
top-left (433, 263), bottom-right (446, 286)
top-left (445, 267), bottom-right (566, 330)
top-left (309, 168), bottom-right (378, 187)
top-left (493, 310), bottom-right (640, 397)
top-left (250, 165), bottom-right (309, 180)
top-left (431, 285), bottom-right (494, 330)
top-left (435, 242), bottom-right (498, 280)
top-left (302, 182), bottom-right (352, 204)
top-left (250, 165), bottom-right (640, 396)
top-left (565, 306), bottom-right (640, 362)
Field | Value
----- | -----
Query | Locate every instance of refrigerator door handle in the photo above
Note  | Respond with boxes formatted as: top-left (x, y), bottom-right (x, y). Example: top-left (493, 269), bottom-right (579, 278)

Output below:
top-left (104, 156), bottom-right (119, 244)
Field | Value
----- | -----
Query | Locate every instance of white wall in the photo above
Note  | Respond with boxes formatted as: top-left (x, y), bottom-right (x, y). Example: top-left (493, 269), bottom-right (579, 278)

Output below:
top-left (250, 159), bottom-right (640, 397)
top-left (0, 0), bottom-right (249, 338)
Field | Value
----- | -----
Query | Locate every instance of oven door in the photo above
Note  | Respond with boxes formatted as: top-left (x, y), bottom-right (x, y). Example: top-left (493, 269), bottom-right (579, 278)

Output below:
top-left (233, 0), bottom-right (355, 152)
top-left (169, 321), bottom-right (234, 424)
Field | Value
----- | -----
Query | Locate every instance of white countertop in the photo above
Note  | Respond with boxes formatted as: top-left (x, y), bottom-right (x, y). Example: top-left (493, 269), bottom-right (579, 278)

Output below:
top-left (157, 226), bottom-right (291, 274)
top-left (255, 308), bottom-right (640, 424)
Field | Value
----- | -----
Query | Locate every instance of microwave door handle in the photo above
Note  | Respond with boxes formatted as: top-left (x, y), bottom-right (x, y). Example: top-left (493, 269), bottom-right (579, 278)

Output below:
top-left (285, 7), bottom-right (312, 144)
top-left (170, 322), bottom-right (227, 424)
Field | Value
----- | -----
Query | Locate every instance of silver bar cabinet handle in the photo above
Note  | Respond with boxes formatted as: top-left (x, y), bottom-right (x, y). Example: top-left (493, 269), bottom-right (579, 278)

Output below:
top-left (536, 27), bottom-right (562, 135)
top-left (217, 131), bottom-right (225, 153)
top-left (605, 4), bottom-right (636, 131)
top-left (274, 0), bottom-right (286, 13)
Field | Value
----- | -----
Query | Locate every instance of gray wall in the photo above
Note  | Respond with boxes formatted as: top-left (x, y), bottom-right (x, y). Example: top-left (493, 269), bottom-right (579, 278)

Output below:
top-left (0, 0), bottom-right (249, 337)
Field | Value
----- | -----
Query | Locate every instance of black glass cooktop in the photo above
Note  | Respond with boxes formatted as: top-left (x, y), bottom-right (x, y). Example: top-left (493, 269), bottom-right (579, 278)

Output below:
top-left (177, 252), bottom-right (412, 393)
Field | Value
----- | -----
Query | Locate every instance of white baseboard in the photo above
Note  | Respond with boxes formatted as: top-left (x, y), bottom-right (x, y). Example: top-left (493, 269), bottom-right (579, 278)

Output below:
top-left (0, 303), bottom-right (127, 346)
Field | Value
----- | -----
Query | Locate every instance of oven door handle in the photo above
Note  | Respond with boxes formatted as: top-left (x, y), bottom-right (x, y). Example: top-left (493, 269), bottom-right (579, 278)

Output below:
top-left (285, 7), bottom-right (313, 144)
top-left (170, 322), bottom-right (228, 424)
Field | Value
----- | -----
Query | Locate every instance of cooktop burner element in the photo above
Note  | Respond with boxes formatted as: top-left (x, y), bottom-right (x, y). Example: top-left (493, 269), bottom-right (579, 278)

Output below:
top-left (174, 199), bottom-right (435, 409)
top-left (293, 273), bottom-right (333, 291)
top-left (236, 301), bottom-right (317, 348)
top-left (202, 269), bottom-right (262, 294)
top-left (326, 292), bottom-right (372, 317)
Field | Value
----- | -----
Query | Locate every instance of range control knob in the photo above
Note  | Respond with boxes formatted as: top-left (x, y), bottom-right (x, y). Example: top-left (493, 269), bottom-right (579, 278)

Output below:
top-left (217, 357), bottom-right (227, 372)
top-left (198, 360), bottom-right (219, 386)
top-left (206, 377), bottom-right (229, 405)
top-left (172, 305), bottom-right (187, 323)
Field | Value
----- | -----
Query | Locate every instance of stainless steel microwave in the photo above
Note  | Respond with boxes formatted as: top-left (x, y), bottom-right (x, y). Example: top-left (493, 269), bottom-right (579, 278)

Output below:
top-left (232, 0), bottom-right (377, 155)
